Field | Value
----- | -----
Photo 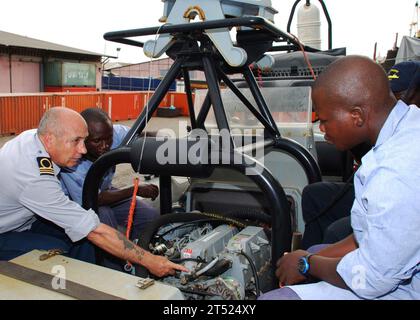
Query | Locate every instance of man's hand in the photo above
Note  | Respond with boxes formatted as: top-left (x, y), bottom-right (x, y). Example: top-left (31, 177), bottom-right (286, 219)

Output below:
top-left (275, 249), bottom-right (308, 287)
top-left (88, 223), bottom-right (189, 278)
top-left (143, 255), bottom-right (189, 277)
top-left (138, 184), bottom-right (159, 200)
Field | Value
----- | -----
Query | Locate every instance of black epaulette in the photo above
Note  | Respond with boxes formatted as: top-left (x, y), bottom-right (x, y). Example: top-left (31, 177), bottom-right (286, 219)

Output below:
top-left (37, 157), bottom-right (54, 176)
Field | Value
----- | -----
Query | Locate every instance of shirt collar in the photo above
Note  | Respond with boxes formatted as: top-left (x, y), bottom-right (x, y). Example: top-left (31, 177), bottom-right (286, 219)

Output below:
top-left (374, 100), bottom-right (410, 149)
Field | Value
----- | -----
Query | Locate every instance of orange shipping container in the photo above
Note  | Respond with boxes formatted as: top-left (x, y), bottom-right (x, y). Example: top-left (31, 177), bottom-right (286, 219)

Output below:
top-left (168, 92), bottom-right (192, 116)
top-left (145, 92), bottom-right (191, 117)
top-left (103, 92), bottom-right (131, 121)
top-left (53, 93), bottom-right (103, 114)
top-left (44, 86), bottom-right (96, 93)
top-left (0, 91), bottom-right (190, 136)
top-left (0, 94), bottom-right (45, 135)
top-left (128, 93), bottom-right (144, 120)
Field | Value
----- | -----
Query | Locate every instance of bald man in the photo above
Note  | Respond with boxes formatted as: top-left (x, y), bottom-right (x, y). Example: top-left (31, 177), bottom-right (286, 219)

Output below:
top-left (301, 60), bottom-right (420, 249)
top-left (0, 107), bottom-right (187, 278)
top-left (259, 56), bottom-right (420, 300)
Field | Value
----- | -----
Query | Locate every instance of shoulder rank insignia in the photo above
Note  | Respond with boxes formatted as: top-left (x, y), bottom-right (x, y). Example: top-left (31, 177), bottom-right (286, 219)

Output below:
top-left (37, 157), bottom-right (55, 176)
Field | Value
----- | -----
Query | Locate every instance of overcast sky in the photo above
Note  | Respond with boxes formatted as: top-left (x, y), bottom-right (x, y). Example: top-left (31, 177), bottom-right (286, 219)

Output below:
top-left (1, 0), bottom-right (418, 63)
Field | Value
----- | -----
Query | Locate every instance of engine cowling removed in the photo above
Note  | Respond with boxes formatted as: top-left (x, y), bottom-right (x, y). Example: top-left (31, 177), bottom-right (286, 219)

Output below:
top-left (143, 213), bottom-right (274, 300)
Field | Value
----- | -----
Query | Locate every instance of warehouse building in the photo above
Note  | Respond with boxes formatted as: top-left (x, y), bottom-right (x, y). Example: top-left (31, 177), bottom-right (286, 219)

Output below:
top-left (0, 30), bottom-right (110, 93)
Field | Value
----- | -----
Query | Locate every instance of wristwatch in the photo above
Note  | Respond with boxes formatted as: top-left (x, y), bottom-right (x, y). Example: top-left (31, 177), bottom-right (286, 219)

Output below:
top-left (298, 254), bottom-right (314, 276)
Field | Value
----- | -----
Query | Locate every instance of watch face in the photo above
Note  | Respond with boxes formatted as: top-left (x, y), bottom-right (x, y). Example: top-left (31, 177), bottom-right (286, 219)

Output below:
top-left (298, 257), bottom-right (308, 275)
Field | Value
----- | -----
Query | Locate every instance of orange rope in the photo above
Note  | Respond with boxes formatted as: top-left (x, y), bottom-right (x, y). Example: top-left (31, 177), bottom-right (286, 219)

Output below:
top-left (257, 66), bottom-right (263, 87)
top-left (290, 33), bottom-right (317, 81)
top-left (290, 33), bottom-right (318, 122)
top-left (125, 177), bottom-right (139, 271)
top-left (126, 177), bottom-right (139, 239)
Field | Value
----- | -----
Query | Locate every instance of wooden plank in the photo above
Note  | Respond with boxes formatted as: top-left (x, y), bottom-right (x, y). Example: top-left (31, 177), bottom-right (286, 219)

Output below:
top-left (0, 261), bottom-right (124, 300)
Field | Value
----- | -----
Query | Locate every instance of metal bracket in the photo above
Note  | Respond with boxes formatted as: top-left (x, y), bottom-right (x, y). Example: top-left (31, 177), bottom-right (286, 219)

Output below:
top-left (136, 278), bottom-right (156, 290)
top-left (39, 249), bottom-right (65, 261)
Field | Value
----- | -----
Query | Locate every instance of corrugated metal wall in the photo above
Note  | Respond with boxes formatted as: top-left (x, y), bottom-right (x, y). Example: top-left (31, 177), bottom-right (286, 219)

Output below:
top-left (44, 86), bottom-right (97, 93)
top-left (0, 95), bottom-right (45, 134)
top-left (0, 56), bottom-right (11, 93)
top-left (11, 60), bottom-right (41, 93)
top-left (0, 55), bottom-right (43, 94)
top-left (0, 91), bottom-right (191, 135)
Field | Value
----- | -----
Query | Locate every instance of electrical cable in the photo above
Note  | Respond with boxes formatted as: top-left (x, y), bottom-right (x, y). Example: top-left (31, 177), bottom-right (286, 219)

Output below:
top-left (136, 22), bottom-right (170, 174)
top-left (123, 23), bottom-right (170, 274)
top-left (239, 250), bottom-right (261, 298)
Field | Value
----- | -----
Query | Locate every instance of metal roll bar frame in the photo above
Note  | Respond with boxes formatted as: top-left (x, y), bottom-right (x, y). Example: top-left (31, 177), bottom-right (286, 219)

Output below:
top-left (83, 16), bottom-right (322, 277)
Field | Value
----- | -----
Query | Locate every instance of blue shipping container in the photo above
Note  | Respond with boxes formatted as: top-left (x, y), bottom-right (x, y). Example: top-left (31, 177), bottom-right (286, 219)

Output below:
top-left (102, 77), bottom-right (176, 91)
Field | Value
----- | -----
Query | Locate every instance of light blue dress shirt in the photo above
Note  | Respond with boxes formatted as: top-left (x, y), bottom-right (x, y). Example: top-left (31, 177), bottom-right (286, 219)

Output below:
top-left (291, 101), bottom-right (420, 300)
top-left (0, 130), bottom-right (99, 242)
top-left (60, 124), bottom-right (130, 206)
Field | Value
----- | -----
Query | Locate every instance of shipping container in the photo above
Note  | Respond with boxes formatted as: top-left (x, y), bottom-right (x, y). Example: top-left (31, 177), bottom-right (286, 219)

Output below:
top-left (44, 62), bottom-right (97, 87)
top-left (50, 93), bottom-right (103, 114)
top-left (0, 91), bottom-right (189, 135)
top-left (102, 92), bottom-right (128, 121)
top-left (167, 92), bottom-right (192, 116)
top-left (0, 94), bottom-right (45, 135)
top-left (44, 86), bottom-right (97, 93)
top-left (102, 76), bottom-right (176, 92)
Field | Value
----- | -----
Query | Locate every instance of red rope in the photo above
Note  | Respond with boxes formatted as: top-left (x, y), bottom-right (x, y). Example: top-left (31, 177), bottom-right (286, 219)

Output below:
top-left (257, 66), bottom-right (263, 87)
top-left (125, 177), bottom-right (139, 270)
top-left (126, 177), bottom-right (139, 239)
top-left (290, 33), bottom-right (318, 122)
top-left (290, 33), bottom-right (317, 80)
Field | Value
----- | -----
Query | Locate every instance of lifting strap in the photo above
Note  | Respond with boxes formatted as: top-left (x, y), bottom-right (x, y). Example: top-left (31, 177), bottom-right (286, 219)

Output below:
top-left (0, 261), bottom-right (125, 300)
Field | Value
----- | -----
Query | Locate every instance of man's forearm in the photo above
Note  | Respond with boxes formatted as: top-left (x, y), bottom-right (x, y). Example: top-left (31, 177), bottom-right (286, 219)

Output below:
top-left (308, 256), bottom-right (349, 289)
top-left (87, 223), bottom-right (152, 267)
top-left (97, 187), bottom-right (133, 206)
top-left (316, 234), bottom-right (358, 258)
top-left (305, 234), bottom-right (357, 289)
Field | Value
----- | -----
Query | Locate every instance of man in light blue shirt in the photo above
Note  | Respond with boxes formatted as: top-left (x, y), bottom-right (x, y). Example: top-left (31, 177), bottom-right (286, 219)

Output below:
top-left (60, 108), bottom-right (159, 243)
top-left (301, 60), bottom-right (420, 249)
top-left (0, 107), bottom-right (187, 277)
top-left (260, 56), bottom-right (420, 300)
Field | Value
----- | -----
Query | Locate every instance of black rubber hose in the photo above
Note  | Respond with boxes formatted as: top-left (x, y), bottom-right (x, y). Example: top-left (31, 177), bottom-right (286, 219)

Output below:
top-left (240, 251), bottom-right (261, 298)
